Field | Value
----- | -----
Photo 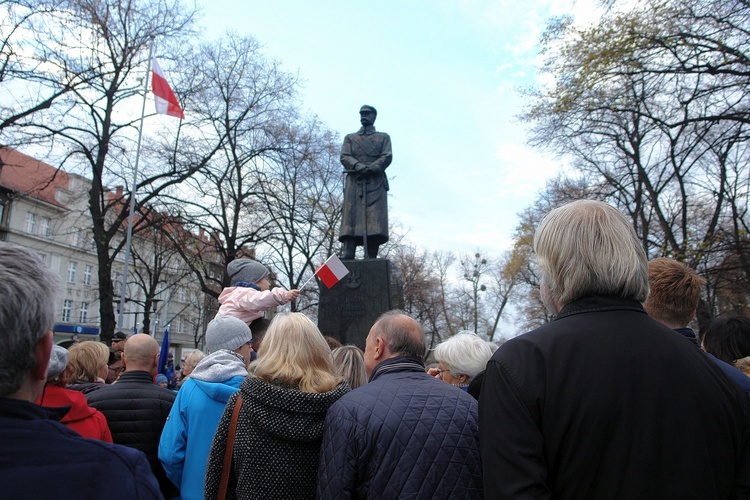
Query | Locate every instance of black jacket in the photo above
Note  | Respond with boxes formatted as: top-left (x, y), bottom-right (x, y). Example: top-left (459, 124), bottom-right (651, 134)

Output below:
top-left (479, 295), bottom-right (750, 499)
top-left (317, 357), bottom-right (483, 499)
top-left (87, 370), bottom-right (177, 498)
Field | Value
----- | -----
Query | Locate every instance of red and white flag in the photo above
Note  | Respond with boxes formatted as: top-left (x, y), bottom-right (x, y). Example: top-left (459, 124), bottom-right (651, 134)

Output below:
top-left (152, 57), bottom-right (184, 119)
top-left (315, 255), bottom-right (350, 289)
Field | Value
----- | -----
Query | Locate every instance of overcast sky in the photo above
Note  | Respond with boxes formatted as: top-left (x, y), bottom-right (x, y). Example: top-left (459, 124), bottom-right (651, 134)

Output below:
top-left (197, 0), bottom-right (601, 257)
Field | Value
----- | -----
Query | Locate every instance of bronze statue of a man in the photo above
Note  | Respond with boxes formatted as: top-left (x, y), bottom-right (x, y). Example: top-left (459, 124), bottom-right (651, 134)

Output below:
top-left (339, 105), bottom-right (392, 259)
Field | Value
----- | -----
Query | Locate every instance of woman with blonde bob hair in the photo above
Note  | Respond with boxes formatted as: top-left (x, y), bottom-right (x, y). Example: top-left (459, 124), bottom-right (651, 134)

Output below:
top-left (204, 313), bottom-right (350, 500)
top-left (67, 341), bottom-right (110, 395)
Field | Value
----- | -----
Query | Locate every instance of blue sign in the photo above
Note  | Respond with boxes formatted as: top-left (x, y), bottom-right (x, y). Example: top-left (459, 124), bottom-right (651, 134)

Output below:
top-left (54, 324), bottom-right (100, 335)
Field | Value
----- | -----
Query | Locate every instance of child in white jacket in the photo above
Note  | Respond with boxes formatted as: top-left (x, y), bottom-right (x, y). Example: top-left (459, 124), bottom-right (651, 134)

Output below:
top-left (216, 259), bottom-right (300, 324)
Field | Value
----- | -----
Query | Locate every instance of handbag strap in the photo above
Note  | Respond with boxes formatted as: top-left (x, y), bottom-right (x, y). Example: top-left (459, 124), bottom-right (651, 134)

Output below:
top-left (218, 393), bottom-right (243, 500)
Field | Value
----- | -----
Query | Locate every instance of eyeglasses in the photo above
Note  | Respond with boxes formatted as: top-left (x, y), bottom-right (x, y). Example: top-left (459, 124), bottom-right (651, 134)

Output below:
top-left (435, 368), bottom-right (451, 376)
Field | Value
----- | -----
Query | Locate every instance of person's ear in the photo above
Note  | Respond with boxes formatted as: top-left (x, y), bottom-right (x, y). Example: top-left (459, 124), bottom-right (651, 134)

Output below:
top-left (32, 332), bottom-right (53, 382)
top-left (373, 336), bottom-right (385, 360)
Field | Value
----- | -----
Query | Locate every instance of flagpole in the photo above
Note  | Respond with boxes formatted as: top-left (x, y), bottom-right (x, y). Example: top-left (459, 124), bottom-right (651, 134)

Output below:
top-left (300, 273), bottom-right (317, 290)
top-left (118, 41), bottom-right (154, 330)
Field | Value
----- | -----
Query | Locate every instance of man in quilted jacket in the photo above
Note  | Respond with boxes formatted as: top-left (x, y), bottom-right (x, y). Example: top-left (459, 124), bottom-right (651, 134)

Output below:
top-left (317, 311), bottom-right (483, 499)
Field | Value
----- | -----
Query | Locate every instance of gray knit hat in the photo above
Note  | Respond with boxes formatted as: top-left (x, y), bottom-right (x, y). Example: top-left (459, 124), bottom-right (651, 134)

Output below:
top-left (47, 345), bottom-right (69, 381)
top-left (227, 258), bottom-right (269, 286)
top-left (206, 316), bottom-right (252, 353)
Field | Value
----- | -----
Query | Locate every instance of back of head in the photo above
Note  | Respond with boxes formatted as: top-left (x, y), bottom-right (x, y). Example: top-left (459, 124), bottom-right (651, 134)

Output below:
top-left (69, 341), bottom-right (109, 382)
top-left (227, 258), bottom-right (269, 286)
top-left (252, 313), bottom-right (341, 393)
top-left (373, 310), bottom-right (426, 359)
top-left (643, 258), bottom-right (705, 328)
top-left (325, 336), bottom-right (343, 350)
top-left (123, 334), bottom-right (159, 371)
top-left (46, 345), bottom-right (71, 384)
top-left (434, 331), bottom-right (494, 379)
top-left (332, 346), bottom-right (367, 389)
top-left (249, 317), bottom-right (271, 344)
top-left (183, 350), bottom-right (206, 369)
top-left (0, 243), bottom-right (61, 397)
top-left (534, 200), bottom-right (649, 307)
top-left (701, 315), bottom-right (750, 364)
top-left (206, 316), bottom-right (252, 353)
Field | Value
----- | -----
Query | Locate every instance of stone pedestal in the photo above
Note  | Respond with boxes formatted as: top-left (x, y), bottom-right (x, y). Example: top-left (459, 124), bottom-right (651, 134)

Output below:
top-left (317, 258), bottom-right (403, 350)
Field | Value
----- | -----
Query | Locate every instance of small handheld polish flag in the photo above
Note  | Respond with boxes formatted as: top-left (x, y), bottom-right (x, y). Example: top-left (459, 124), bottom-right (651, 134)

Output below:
top-left (152, 57), bottom-right (185, 119)
top-left (314, 255), bottom-right (350, 289)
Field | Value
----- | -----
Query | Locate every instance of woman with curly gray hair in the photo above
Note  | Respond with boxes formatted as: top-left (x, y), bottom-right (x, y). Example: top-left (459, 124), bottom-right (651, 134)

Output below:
top-left (432, 332), bottom-right (494, 394)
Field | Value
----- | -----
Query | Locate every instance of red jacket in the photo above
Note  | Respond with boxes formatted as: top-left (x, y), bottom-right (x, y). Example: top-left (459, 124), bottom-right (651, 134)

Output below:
top-left (36, 385), bottom-right (112, 442)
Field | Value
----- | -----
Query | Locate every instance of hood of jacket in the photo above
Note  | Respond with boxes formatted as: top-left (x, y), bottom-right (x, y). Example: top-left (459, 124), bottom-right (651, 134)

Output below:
top-left (36, 384), bottom-right (97, 423)
top-left (191, 349), bottom-right (248, 382)
top-left (241, 375), bottom-right (349, 443)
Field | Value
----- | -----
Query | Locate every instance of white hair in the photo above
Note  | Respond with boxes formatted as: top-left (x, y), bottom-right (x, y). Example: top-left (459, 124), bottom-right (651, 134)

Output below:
top-left (534, 199), bottom-right (649, 307)
top-left (433, 331), bottom-right (494, 380)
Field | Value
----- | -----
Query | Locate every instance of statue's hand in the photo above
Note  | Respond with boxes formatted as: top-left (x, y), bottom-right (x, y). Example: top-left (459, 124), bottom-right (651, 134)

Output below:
top-left (368, 165), bottom-right (381, 175)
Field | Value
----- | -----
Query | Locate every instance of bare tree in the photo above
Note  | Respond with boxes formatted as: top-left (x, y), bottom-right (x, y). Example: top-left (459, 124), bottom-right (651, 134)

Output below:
top-left (523, 0), bottom-right (750, 317)
top-left (257, 116), bottom-right (343, 313)
top-left (159, 33), bottom-right (299, 299)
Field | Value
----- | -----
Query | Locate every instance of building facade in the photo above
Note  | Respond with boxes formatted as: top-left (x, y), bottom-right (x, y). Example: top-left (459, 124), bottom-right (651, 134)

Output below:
top-left (0, 147), bottom-right (212, 358)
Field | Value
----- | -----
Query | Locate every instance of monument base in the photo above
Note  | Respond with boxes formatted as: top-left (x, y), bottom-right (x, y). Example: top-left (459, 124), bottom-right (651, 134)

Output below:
top-left (317, 258), bottom-right (402, 350)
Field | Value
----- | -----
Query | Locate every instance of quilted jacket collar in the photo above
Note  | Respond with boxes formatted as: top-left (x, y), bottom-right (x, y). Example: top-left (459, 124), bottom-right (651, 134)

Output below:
top-left (369, 356), bottom-right (426, 383)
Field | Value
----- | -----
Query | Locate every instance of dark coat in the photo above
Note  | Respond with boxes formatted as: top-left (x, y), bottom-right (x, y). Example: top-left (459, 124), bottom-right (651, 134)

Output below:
top-left (204, 375), bottom-right (350, 500)
top-left (479, 295), bottom-right (750, 499)
top-left (0, 397), bottom-right (161, 499)
top-left (339, 125), bottom-right (392, 244)
top-left (317, 357), bottom-right (483, 499)
top-left (87, 370), bottom-right (177, 498)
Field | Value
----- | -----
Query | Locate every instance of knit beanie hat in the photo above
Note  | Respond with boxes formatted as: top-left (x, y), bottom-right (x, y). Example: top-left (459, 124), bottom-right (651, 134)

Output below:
top-left (206, 316), bottom-right (252, 353)
top-left (227, 258), bottom-right (269, 285)
top-left (155, 374), bottom-right (168, 385)
top-left (47, 345), bottom-right (69, 381)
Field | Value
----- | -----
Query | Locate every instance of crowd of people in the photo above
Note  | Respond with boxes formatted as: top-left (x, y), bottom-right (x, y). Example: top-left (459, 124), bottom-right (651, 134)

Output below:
top-left (1, 199), bottom-right (749, 499)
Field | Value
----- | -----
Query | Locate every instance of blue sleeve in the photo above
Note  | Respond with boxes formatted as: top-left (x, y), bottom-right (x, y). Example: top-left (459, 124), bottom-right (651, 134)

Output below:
top-left (158, 390), bottom-right (187, 489)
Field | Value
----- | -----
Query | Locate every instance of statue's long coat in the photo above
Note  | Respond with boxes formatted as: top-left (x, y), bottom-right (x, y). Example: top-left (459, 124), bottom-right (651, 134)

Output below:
top-left (339, 126), bottom-right (392, 245)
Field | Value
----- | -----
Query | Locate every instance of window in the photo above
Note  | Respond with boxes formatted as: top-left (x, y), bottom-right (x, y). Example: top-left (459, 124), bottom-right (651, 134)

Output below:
top-left (83, 265), bottom-right (93, 286)
top-left (24, 212), bottom-right (36, 233)
top-left (79, 302), bottom-right (89, 323)
top-left (37, 253), bottom-right (47, 265)
top-left (67, 261), bottom-right (77, 284)
top-left (179, 287), bottom-right (187, 303)
top-left (39, 217), bottom-right (51, 237)
top-left (62, 300), bottom-right (73, 322)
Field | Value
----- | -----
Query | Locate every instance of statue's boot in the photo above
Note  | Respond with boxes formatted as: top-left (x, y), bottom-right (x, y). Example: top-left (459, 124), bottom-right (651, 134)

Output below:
top-left (341, 239), bottom-right (356, 260)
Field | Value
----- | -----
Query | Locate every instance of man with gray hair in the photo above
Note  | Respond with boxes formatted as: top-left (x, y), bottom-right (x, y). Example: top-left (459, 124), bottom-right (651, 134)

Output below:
top-left (317, 311), bottom-right (482, 499)
top-left (480, 200), bottom-right (750, 498)
top-left (0, 242), bottom-right (160, 498)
